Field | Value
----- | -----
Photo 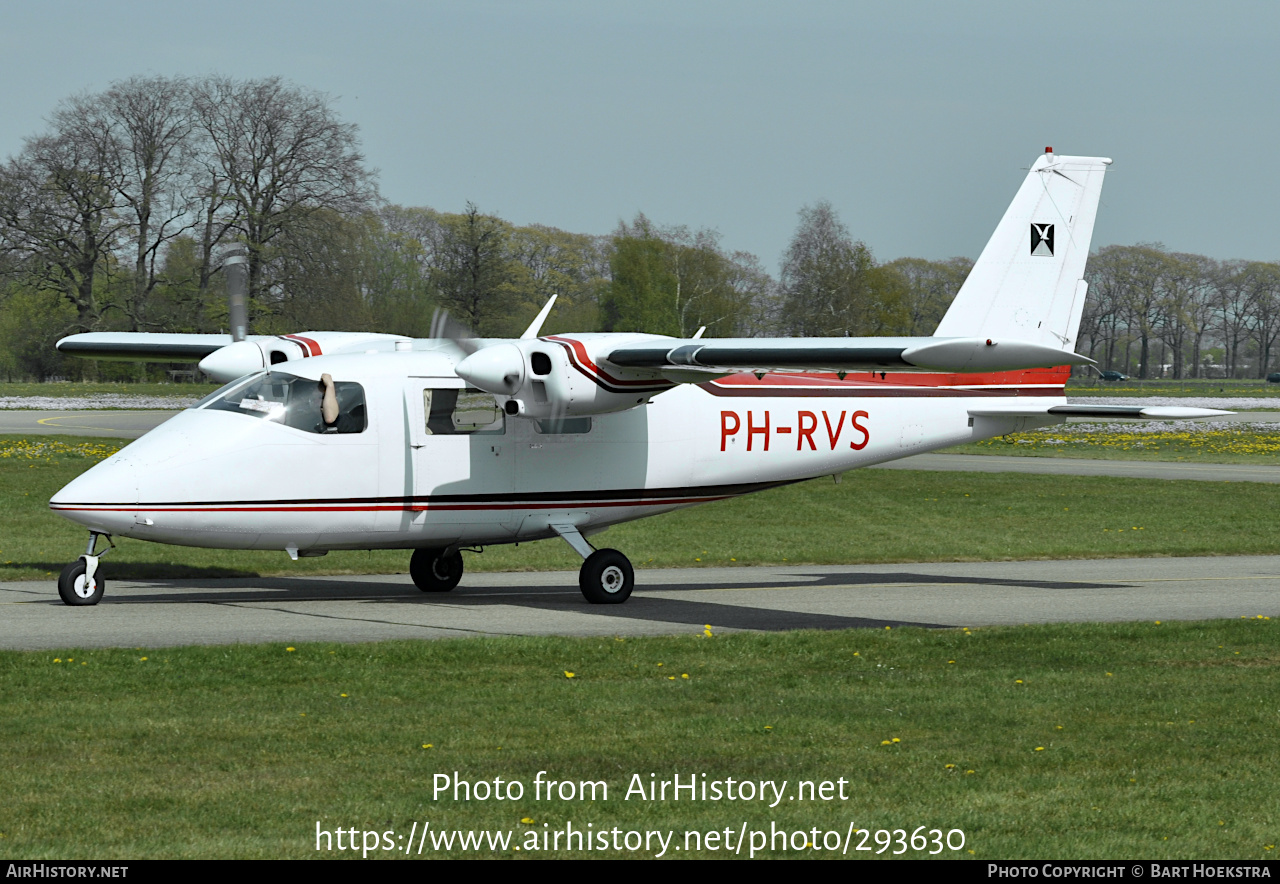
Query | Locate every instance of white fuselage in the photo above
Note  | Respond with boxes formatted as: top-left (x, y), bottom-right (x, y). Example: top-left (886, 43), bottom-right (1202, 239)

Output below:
top-left (49, 351), bottom-right (1062, 554)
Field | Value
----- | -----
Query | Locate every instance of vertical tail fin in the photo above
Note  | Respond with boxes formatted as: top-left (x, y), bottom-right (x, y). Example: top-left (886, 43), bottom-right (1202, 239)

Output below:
top-left (934, 149), bottom-right (1111, 352)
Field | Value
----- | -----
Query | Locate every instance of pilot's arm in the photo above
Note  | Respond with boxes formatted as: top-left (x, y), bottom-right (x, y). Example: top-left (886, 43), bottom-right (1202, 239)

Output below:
top-left (320, 373), bottom-right (339, 427)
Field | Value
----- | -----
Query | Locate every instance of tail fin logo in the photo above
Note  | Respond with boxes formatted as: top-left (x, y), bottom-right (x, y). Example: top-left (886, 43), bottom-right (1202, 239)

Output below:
top-left (1030, 223), bottom-right (1055, 257)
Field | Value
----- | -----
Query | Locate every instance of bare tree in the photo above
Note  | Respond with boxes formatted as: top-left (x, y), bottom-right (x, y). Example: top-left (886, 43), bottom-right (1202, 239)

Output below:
top-left (190, 76), bottom-right (378, 318)
top-left (0, 129), bottom-right (128, 331)
top-left (779, 201), bottom-right (875, 336)
top-left (50, 77), bottom-right (197, 329)
top-left (879, 256), bottom-right (972, 336)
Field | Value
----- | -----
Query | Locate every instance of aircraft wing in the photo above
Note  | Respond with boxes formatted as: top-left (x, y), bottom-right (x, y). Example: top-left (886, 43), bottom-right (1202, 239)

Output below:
top-left (968, 404), bottom-right (1231, 419)
top-left (601, 336), bottom-right (1095, 375)
top-left (56, 332), bottom-right (235, 362)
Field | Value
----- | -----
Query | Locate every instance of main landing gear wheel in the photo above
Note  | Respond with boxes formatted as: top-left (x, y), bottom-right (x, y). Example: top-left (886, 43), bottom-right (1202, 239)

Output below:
top-left (579, 549), bottom-right (634, 604)
top-left (58, 558), bottom-right (104, 607)
top-left (410, 547), bottom-right (464, 592)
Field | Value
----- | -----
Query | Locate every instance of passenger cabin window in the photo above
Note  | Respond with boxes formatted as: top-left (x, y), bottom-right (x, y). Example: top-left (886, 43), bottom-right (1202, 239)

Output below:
top-left (422, 388), bottom-right (504, 435)
top-left (205, 371), bottom-right (367, 434)
top-left (534, 417), bottom-right (592, 435)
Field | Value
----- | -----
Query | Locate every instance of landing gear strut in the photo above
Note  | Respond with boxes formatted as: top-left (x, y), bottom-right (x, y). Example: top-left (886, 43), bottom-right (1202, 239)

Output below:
top-left (58, 532), bottom-right (113, 607)
top-left (552, 523), bottom-right (634, 604)
top-left (410, 547), bottom-right (464, 592)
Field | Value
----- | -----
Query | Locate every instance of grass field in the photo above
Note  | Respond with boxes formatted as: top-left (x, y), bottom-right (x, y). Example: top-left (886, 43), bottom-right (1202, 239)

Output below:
top-left (2, 620), bottom-right (1277, 859)
top-left (4, 436), bottom-right (1280, 584)
top-left (0, 381), bottom-right (213, 399)
top-left (949, 423), bottom-right (1280, 464)
top-left (1067, 378), bottom-right (1280, 397)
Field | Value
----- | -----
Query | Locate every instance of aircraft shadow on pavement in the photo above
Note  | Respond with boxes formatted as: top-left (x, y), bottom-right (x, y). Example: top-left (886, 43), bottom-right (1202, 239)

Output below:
top-left (59, 570), bottom-right (1128, 633)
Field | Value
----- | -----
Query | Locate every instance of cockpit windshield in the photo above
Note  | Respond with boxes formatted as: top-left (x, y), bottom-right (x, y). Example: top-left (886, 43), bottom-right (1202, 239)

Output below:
top-left (203, 371), bottom-right (366, 434)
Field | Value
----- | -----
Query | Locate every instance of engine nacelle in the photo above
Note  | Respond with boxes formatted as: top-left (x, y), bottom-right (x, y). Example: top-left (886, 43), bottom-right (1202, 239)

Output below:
top-left (198, 339), bottom-right (307, 382)
top-left (456, 337), bottom-right (669, 419)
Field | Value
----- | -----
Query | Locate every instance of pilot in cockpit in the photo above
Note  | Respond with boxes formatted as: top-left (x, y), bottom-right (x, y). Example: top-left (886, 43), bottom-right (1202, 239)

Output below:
top-left (318, 373), bottom-right (363, 433)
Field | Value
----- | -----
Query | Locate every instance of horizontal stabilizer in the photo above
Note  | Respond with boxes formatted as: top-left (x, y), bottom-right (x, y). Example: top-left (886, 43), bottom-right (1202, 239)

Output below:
top-left (968, 404), bottom-right (1232, 420)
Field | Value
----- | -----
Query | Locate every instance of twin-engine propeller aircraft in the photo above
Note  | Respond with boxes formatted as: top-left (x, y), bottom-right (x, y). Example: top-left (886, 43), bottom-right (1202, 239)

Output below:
top-left (50, 149), bottom-right (1227, 607)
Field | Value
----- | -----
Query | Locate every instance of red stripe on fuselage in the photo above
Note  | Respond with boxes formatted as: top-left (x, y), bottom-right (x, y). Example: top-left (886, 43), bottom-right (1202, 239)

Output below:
top-left (49, 494), bottom-right (733, 515)
top-left (700, 366), bottom-right (1069, 398)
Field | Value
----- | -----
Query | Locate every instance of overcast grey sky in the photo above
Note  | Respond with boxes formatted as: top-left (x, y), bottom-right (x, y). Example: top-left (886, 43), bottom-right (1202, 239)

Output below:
top-left (1, 1), bottom-right (1276, 272)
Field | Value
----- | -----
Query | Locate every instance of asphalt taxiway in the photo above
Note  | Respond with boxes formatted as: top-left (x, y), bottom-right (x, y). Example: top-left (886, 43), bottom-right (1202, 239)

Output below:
top-left (3, 556), bottom-right (1277, 650)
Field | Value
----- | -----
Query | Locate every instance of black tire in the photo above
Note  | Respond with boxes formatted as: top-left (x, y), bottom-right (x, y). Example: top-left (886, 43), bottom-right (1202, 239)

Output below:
top-left (58, 558), bottom-right (104, 606)
top-left (409, 547), bottom-right (463, 592)
top-left (579, 548), bottom-right (634, 604)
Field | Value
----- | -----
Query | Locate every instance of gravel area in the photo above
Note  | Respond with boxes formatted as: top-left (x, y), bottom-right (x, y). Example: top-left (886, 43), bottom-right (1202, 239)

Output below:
top-left (1067, 396), bottom-right (1280, 410)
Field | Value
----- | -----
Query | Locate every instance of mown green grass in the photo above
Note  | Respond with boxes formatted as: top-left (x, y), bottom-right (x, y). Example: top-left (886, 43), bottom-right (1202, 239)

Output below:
top-left (1066, 378), bottom-right (1280, 398)
top-left (946, 428), bottom-right (1280, 464)
top-left (2, 621), bottom-right (1277, 859)
top-left (0, 381), bottom-right (213, 399)
top-left (3, 436), bottom-right (1279, 583)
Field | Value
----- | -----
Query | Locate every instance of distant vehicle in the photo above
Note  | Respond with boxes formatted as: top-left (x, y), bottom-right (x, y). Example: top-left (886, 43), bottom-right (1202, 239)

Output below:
top-left (1099, 370), bottom-right (1129, 381)
top-left (1267, 372), bottom-right (1280, 383)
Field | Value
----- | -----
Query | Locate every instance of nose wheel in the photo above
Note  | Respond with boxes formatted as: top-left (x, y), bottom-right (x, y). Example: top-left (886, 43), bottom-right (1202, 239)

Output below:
top-left (58, 532), bottom-right (113, 606)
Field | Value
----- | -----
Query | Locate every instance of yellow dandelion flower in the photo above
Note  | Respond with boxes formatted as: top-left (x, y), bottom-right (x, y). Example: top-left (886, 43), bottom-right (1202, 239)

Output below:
top-left (944, 764), bottom-right (956, 769)
top-left (1035, 747), bottom-right (1045, 751)
top-left (286, 647), bottom-right (296, 652)
top-left (564, 671), bottom-right (575, 678)
top-left (667, 676), bottom-right (675, 680)
top-left (891, 738), bottom-right (900, 743)
top-left (880, 740), bottom-right (892, 746)
top-left (53, 658), bottom-right (61, 663)
top-left (422, 744), bottom-right (433, 749)
top-left (521, 818), bottom-right (535, 824)
top-left (681, 673), bottom-right (689, 679)
top-left (1015, 679), bottom-right (1023, 684)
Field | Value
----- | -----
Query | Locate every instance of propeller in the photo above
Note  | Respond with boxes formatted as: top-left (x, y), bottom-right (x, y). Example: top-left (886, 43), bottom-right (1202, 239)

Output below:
top-left (428, 308), bottom-right (480, 356)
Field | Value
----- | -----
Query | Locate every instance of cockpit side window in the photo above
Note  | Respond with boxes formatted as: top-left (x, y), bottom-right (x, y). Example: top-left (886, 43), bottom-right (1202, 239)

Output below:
top-left (205, 371), bottom-right (366, 434)
top-left (421, 388), bottom-right (504, 435)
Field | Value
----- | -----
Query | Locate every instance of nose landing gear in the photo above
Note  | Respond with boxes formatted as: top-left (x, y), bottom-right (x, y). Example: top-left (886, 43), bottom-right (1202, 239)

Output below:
top-left (58, 532), bottom-right (114, 606)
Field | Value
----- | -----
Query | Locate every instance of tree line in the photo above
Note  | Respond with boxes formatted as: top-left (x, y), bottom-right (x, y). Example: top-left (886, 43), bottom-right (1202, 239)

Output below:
top-left (2, 76), bottom-right (1272, 381)
top-left (1080, 245), bottom-right (1280, 379)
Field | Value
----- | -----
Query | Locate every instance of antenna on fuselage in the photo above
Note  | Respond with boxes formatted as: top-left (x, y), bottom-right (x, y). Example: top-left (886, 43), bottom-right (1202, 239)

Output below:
top-left (223, 246), bottom-right (249, 343)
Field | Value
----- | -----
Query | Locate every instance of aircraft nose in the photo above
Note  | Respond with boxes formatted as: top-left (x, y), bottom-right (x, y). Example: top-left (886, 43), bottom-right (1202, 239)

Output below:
top-left (49, 456), bottom-right (140, 533)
